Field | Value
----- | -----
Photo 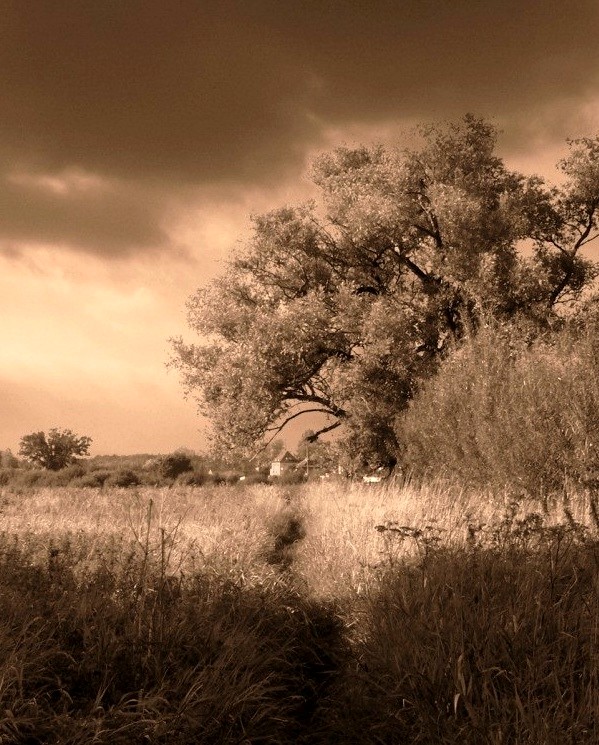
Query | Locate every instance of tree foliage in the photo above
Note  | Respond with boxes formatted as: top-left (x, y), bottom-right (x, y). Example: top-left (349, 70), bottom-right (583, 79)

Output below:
top-left (18, 428), bottom-right (92, 470)
top-left (171, 116), bottom-right (599, 468)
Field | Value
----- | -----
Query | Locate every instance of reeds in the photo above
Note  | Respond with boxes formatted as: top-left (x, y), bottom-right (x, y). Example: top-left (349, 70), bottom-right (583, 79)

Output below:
top-left (398, 320), bottom-right (599, 495)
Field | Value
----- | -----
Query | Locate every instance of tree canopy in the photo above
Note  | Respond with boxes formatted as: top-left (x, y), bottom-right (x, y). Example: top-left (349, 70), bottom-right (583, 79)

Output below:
top-left (19, 428), bottom-right (92, 470)
top-left (171, 116), bottom-right (599, 469)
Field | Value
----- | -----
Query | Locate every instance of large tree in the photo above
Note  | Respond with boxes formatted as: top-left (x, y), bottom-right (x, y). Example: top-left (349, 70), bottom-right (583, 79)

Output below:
top-left (171, 116), bottom-right (599, 468)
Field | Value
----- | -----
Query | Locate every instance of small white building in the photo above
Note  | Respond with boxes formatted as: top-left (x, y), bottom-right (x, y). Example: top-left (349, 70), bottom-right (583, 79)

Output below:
top-left (362, 466), bottom-right (388, 484)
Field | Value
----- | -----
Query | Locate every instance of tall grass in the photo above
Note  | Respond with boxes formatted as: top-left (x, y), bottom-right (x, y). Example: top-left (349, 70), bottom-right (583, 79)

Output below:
top-left (2, 480), bottom-right (599, 741)
top-left (0, 485), bottom-right (291, 584)
top-left (323, 531), bottom-right (599, 743)
top-left (0, 539), bottom-right (344, 743)
top-left (5, 480), bottom-right (589, 596)
top-left (397, 320), bottom-right (599, 495)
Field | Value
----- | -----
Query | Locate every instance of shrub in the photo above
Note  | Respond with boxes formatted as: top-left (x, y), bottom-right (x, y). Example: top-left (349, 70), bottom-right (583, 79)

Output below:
top-left (242, 472), bottom-right (270, 485)
top-left (209, 470), bottom-right (242, 485)
top-left (176, 469), bottom-right (209, 487)
top-left (105, 469), bottom-right (141, 488)
top-left (0, 463), bottom-right (89, 490)
top-left (46, 463), bottom-right (88, 486)
top-left (275, 470), bottom-right (307, 486)
top-left (0, 450), bottom-right (18, 468)
top-left (72, 470), bottom-right (112, 488)
top-left (159, 452), bottom-right (194, 480)
top-left (0, 467), bottom-right (19, 486)
top-left (397, 321), bottom-right (599, 495)
top-left (8, 468), bottom-right (46, 489)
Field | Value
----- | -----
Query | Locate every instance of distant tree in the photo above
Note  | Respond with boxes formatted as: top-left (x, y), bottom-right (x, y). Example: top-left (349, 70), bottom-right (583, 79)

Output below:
top-left (171, 116), bottom-right (599, 469)
top-left (0, 449), bottom-right (19, 468)
top-left (251, 438), bottom-right (284, 473)
top-left (19, 428), bottom-right (92, 470)
top-left (264, 438), bottom-right (284, 461)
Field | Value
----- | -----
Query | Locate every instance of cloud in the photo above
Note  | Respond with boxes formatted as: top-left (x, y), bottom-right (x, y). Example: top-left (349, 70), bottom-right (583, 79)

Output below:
top-left (0, 169), bottom-right (170, 256)
top-left (0, 1), bottom-right (320, 185)
top-left (1, 0), bottom-right (597, 262)
top-left (1, 0), bottom-right (597, 190)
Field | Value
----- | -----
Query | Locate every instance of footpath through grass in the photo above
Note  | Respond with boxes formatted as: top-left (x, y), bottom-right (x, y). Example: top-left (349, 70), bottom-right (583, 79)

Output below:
top-left (1, 481), bottom-right (599, 743)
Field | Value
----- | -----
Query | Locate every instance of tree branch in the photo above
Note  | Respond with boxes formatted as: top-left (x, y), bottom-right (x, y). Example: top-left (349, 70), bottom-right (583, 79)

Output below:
top-left (413, 221), bottom-right (443, 248)
top-left (304, 420), bottom-right (342, 442)
top-left (574, 200), bottom-right (599, 250)
top-left (579, 232), bottom-right (599, 248)
top-left (391, 246), bottom-right (436, 285)
top-left (265, 407), bottom-right (333, 433)
top-left (290, 393), bottom-right (348, 419)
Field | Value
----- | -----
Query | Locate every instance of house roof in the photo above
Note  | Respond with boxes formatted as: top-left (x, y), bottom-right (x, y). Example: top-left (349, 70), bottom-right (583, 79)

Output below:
top-left (276, 450), bottom-right (299, 463)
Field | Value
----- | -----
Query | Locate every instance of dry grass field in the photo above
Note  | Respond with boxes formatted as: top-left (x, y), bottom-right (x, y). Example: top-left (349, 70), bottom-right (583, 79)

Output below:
top-left (1, 479), bottom-right (599, 743)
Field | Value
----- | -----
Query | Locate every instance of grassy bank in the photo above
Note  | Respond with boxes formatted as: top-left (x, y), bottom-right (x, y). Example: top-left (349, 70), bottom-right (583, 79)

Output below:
top-left (1, 481), bottom-right (599, 742)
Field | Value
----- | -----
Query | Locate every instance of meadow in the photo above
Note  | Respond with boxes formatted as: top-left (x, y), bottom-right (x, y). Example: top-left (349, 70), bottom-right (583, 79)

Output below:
top-left (1, 479), bottom-right (599, 743)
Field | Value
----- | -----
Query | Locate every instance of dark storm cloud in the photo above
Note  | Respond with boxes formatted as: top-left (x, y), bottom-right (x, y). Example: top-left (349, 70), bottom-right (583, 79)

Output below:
top-left (0, 0), bottom-right (319, 184)
top-left (0, 173), bottom-right (168, 256)
top-left (289, 0), bottom-right (599, 121)
top-left (0, 0), bottom-right (597, 257)
top-left (2, 0), bottom-right (598, 185)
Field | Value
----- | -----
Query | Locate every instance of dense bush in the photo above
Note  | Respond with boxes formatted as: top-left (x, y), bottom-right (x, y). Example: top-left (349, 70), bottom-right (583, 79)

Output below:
top-left (0, 461), bottom-right (168, 490)
top-left (159, 452), bottom-right (194, 480)
top-left (176, 469), bottom-right (209, 486)
top-left (0, 467), bottom-right (19, 486)
top-left (209, 470), bottom-right (243, 486)
top-left (105, 468), bottom-right (141, 488)
top-left (72, 469), bottom-right (113, 488)
top-left (242, 472), bottom-right (270, 485)
top-left (0, 465), bottom-right (86, 490)
top-left (274, 470), bottom-right (307, 486)
top-left (43, 463), bottom-right (87, 486)
top-left (0, 450), bottom-right (18, 468)
top-left (397, 320), bottom-right (599, 495)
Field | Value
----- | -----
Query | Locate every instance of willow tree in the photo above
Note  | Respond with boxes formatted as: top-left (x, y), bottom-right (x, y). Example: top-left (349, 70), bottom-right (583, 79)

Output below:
top-left (171, 116), bottom-right (599, 468)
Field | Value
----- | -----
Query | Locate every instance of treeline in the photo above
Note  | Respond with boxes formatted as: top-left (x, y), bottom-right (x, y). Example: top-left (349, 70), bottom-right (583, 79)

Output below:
top-left (0, 451), bottom-right (265, 491)
top-left (0, 425), bottom-right (342, 492)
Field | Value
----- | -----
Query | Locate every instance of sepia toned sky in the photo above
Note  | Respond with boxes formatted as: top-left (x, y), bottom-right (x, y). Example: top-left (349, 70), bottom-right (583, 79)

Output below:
top-left (2, 0), bottom-right (599, 455)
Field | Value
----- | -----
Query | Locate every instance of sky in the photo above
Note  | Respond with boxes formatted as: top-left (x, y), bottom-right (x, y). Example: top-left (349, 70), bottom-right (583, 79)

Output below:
top-left (1, 0), bottom-right (599, 456)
